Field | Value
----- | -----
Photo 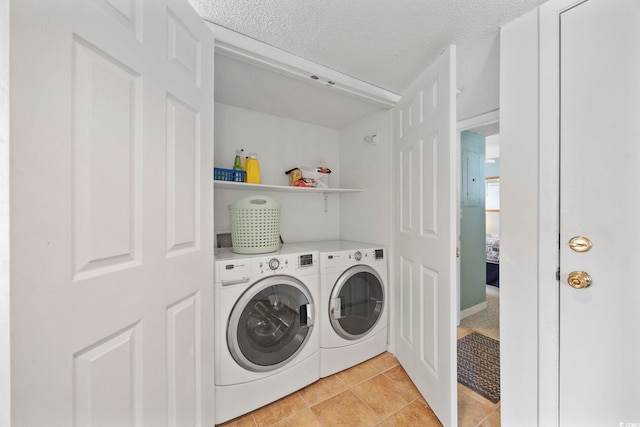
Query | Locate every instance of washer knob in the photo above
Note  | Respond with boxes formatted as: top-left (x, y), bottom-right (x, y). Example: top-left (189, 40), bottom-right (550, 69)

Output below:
top-left (354, 251), bottom-right (362, 261)
top-left (268, 258), bottom-right (280, 270)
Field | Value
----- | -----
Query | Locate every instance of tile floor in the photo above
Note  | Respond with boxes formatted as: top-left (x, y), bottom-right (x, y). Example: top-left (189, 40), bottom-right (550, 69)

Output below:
top-left (217, 327), bottom-right (500, 427)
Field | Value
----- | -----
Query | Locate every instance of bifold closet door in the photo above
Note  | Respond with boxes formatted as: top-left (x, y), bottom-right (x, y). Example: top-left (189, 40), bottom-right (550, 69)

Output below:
top-left (10, 0), bottom-right (214, 425)
top-left (393, 45), bottom-right (458, 427)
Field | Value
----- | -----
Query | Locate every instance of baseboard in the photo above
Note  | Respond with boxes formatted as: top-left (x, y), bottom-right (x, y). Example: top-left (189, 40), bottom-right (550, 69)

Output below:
top-left (460, 301), bottom-right (488, 320)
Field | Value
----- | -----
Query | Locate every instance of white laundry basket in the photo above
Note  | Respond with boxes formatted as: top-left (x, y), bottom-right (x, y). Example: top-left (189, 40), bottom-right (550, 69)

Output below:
top-left (229, 195), bottom-right (281, 254)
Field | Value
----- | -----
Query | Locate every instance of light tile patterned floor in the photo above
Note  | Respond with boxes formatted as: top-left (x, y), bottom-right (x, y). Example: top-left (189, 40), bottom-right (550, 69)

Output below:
top-left (217, 330), bottom-right (500, 427)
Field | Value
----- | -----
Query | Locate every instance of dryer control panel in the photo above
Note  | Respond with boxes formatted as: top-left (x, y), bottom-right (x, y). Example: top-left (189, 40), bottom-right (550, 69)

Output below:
top-left (322, 248), bottom-right (387, 272)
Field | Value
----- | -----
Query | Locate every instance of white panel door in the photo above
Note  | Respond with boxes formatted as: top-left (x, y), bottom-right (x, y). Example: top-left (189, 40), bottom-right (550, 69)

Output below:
top-left (393, 46), bottom-right (457, 427)
top-left (10, 0), bottom-right (214, 425)
top-left (560, 0), bottom-right (640, 425)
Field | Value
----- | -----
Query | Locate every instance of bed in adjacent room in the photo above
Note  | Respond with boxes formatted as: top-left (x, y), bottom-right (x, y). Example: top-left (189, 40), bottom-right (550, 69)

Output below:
top-left (486, 235), bottom-right (500, 286)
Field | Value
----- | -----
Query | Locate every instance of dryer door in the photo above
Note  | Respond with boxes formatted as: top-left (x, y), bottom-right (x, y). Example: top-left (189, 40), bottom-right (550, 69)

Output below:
top-left (227, 275), bottom-right (314, 372)
top-left (329, 265), bottom-right (385, 340)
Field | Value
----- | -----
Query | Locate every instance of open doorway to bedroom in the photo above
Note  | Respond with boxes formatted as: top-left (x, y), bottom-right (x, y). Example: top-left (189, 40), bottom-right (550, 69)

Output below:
top-left (459, 120), bottom-right (500, 339)
top-left (457, 116), bottom-right (501, 424)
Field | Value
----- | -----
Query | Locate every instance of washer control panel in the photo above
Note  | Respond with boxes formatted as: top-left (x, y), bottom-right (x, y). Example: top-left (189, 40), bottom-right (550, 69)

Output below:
top-left (258, 257), bottom-right (287, 274)
top-left (215, 249), bottom-right (318, 286)
top-left (256, 253), bottom-right (317, 275)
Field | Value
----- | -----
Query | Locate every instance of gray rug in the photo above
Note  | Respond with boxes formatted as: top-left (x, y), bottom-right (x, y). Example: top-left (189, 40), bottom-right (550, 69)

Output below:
top-left (457, 332), bottom-right (500, 403)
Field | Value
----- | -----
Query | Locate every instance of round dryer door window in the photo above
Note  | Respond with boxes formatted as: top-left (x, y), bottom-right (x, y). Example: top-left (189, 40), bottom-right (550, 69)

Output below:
top-left (329, 265), bottom-right (384, 340)
top-left (227, 276), bottom-right (314, 372)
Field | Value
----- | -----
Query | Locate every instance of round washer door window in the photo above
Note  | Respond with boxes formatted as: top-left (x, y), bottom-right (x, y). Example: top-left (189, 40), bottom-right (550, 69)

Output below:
top-left (227, 275), bottom-right (314, 372)
top-left (329, 265), bottom-right (384, 340)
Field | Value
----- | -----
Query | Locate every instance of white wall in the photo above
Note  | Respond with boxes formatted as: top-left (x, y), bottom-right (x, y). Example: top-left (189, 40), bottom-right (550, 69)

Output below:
top-left (457, 39), bottom-right (500, 122)
top-left (500, 8), bottom-right (541, 426)
top-left (214, 103), bottom-right (343, 243)
top-left (0, 0), bottom-right (9, 424)
top-left (338, 109), bottom-right (392, 247)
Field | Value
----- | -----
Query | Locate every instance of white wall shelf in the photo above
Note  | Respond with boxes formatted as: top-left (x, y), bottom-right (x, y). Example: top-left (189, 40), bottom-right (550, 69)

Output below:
top-left (214, 180), bottom-right (361, 194)
top-left (214, 181), bottom-right (361, 212)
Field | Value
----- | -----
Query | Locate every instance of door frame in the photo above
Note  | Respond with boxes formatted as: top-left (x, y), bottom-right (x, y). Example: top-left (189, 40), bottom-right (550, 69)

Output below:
top-left (0, 0), bottom-right (9, 424)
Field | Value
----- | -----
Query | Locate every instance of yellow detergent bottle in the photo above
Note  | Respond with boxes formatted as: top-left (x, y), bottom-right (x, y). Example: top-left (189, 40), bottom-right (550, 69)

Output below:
top-left (245, 153), bottom-right (261, 184)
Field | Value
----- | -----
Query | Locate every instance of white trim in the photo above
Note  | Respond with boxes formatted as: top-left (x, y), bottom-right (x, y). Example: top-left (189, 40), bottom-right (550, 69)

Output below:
top-left (386, 108), bottom-right (396, 355)
top-left (457, 109), bottom-right (499, 131)
top-left (500, 9), bottom-right (541, 425)
top-left (207, 23), bottom-right (401, 109)
top-left (0, 0), bottom-right (9, 424)
top-left (460, 301), bottom-right (488, 320)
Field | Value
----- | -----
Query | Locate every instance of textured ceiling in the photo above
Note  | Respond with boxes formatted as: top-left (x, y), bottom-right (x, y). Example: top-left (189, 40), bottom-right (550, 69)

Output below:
top-left (189, 0), bottom-right (546, 102)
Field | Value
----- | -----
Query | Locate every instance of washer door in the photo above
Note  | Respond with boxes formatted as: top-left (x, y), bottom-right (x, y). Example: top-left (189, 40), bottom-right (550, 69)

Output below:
top-left (329, 265), bottom-right (385, 340)
top-left (227, 275), bottom-right (314, 372)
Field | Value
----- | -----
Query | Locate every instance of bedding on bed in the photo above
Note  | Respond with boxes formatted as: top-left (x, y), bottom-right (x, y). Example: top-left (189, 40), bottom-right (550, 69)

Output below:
top-left (486, 235), bottom-right (500, 286)
top-left (485, 235), bottom-right (500, 264)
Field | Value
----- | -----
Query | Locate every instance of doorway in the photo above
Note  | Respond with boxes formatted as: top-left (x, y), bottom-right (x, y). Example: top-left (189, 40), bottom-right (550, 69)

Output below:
top-left (459, 123), bottom-right (500, 339)
top-left (457, 114), bottom-right (501, 425)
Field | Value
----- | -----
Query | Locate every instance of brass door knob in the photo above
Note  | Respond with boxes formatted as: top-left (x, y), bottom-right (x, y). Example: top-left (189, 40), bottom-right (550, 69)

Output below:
top-left (567, 271), bottom-right (592, 289)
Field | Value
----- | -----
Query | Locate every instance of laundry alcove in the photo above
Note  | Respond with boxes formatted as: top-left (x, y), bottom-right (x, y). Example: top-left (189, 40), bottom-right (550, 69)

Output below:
top-left (210, 24), bottom-right (398, 246)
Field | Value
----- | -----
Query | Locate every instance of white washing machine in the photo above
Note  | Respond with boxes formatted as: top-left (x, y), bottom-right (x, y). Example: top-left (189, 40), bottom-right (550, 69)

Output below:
top-left (297, 240), bottom-right (388, 377)
top-left (214, 245), bottom-right (320, 424)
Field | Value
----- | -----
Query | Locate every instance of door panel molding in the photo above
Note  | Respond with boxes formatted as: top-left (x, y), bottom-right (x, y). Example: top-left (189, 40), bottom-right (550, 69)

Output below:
top-left (73, 322), bottom-right (143, 427)
top-left (72, 35), bottom-right (143, 280)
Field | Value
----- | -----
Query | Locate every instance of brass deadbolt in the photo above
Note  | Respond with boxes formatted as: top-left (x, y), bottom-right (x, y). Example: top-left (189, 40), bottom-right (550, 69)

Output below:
top-left (567, 271), bottom-right (592, 289)
top-left (569, 236), bottom-right (593, 253)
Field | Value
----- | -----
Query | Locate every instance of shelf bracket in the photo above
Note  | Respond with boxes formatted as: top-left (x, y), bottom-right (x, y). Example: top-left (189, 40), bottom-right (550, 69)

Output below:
top-left (323, 192), bottom-right (328, 213)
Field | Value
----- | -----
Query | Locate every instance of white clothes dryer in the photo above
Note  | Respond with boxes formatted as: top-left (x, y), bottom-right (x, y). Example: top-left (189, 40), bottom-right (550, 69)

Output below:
top-left (213, 245), bottom-right (319, 424)
top-left (296, 241), bottom-right (388, 377)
